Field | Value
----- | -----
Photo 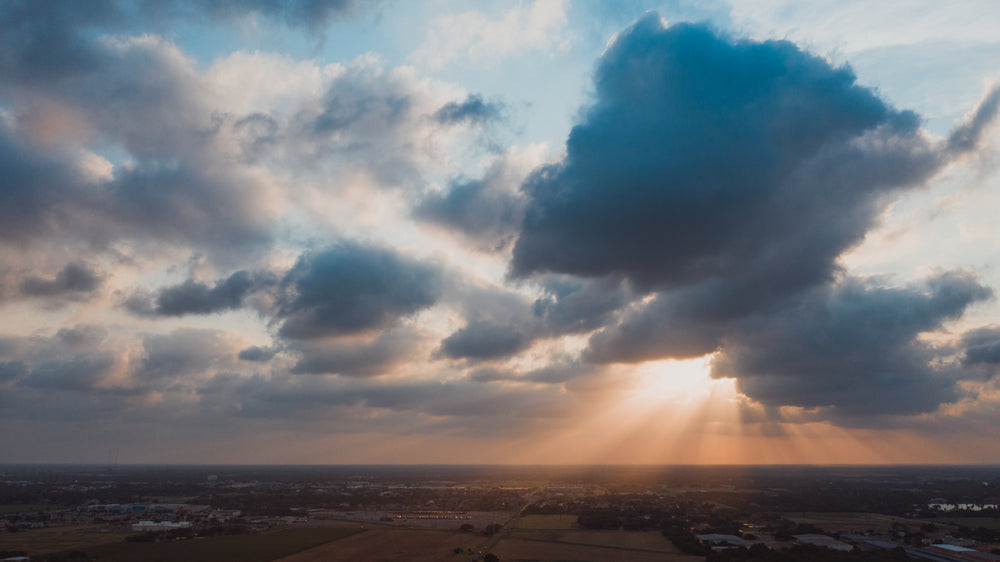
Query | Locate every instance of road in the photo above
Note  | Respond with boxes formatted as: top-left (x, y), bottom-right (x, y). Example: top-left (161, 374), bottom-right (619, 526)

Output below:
top-left (464, 487), bottom-right (542, 561)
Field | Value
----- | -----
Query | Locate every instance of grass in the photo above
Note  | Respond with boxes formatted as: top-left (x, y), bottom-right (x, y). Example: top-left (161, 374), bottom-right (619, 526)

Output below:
top-left (0, 525), bottom-right (131, 555)
top-left (55, 527), bottom-right (364, 562)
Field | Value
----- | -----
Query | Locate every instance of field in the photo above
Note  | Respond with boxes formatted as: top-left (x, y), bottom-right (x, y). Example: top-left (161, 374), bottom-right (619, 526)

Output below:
top-left (512, 514), bottom-right (579, 530)
top-left (0, 504), bottom-right (56, 514)
top-left (61, 526), bottom-right (363, 562)
top-left (493, 530), bottom-right (703, 562)
top-left (780, 512), bottom-right (929, 533)
top-left (276, 527), bottom-right (470, 562)
top-left (0, 525), bottom-right (131, 555)
top-left (932, 517), bottom-right (1000, 530)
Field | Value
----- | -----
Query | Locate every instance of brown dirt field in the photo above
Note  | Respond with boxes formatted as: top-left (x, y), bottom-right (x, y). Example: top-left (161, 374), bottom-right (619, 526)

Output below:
top-left (0, 524), bottom-right (131, 555)
top-left (276, 527), bottom-right (472, 562)
top-left (509, 530), bottom-right (679, 552)
top-left (492, 535), bottom-right (704, 562)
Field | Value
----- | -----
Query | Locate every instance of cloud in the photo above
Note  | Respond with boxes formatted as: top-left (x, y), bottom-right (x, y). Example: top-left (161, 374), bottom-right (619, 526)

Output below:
top-left (290, 328), bottom-right (422, 376)
top-left (504, 15), bottom-right (1000, 423)
top-left (277, 242), bottom-right (444, 340)
top-left (56, 325), bottom-right (109, 348)
top-left (414, 150), bottom-right (528, 252)
top-left (146, 0), bottom-right (363, 30)
top-left (433, 94), bottom-right (505, 126)
top-left (437, 320), bottom-right (532, 361)
top-left (140, 328), bottom-right (239, 381)
top-left (510, 17), bottom-right (945, 291)
top-left (19, 262), bottom-right (103, 300)
top-left (962, 325), bottom-right (1000, 367)
top-left (412, 0), bottom-right (571, 68)
top-left (0, 34), bottom-right (279, 259)
top-left (0, 361), bottom-right (29, 382)
top-left (20, 352), bottom-right (119, 391)
top-left (435, 276), bottom-right (631, 362)
top-left (238, 344), bottom-right (280, 363)
top-left (0, 123), bottom-right (96, 244)
top-left (126, 270), bottom-right (273, 317)
top-left (709, 271), bottom-right (992, 417)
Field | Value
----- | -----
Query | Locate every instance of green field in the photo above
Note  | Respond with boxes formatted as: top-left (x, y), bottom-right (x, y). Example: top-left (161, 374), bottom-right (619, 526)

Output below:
top-left (513, 514), bottom-right (579, 530)
top-left (56, 527), bottom-right (364, 562)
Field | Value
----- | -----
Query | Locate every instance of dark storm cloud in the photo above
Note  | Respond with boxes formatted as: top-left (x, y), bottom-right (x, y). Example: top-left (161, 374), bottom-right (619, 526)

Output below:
top-left (19, 263), bottom-right (103, 300)
top-left (289, 329), bottom-right (421, 376)
top-left (510, 16), bottom-right (942, 291)
top-left (433, 94), bottom-right (505, 126)
top-left (499, 14), bottom-right (1000, 422)
top-left (127, 270), bottom-right (274, 317)
top-left (277, 243), bottom-right (444, 340)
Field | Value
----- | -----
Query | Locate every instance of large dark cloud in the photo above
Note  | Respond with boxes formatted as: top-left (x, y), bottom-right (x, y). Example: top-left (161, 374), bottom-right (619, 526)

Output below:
top-left (503, 15), bottom-right (1000, 421)
top-left (277, 243), bottom-right (444, 340)
top-left (510, 16), bottom-right (941, 291)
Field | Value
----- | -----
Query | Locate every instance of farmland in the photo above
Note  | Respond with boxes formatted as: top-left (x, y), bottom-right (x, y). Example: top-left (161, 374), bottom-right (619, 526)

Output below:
top-left (0, 524), bottom-right (130, 556)
top-left (56, 526), bottom-right (362, 562)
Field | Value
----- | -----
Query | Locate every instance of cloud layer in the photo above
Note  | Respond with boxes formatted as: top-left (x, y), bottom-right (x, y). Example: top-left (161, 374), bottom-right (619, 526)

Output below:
top-left (2, 3), bottom-right (1000, 462)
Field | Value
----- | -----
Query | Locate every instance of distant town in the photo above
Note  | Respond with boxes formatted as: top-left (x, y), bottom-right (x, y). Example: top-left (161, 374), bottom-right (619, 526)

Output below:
top-left (2, 465), bottom-right (1000, 561)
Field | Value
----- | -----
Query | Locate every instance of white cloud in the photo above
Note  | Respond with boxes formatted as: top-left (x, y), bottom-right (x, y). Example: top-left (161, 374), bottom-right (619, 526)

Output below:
top-left (411, 0), bottom-right (571, 69)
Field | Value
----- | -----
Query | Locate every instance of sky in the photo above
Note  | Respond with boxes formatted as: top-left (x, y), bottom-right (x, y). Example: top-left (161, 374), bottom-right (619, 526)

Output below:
top-left (2, 0), bottom-right (1000, 465)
